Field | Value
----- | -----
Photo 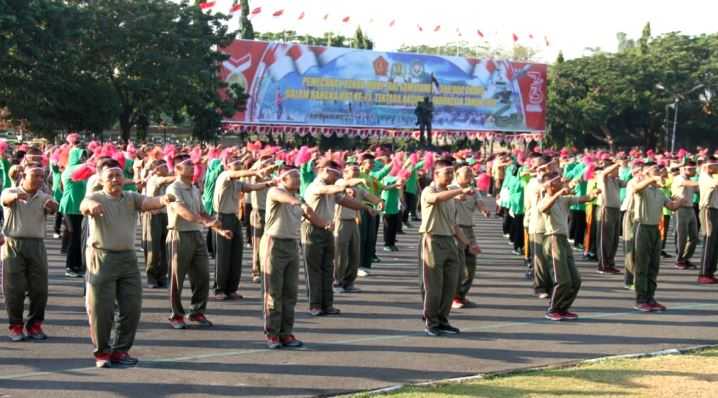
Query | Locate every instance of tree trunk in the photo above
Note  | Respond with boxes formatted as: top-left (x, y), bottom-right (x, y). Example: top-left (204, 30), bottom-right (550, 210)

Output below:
top-left (119, 107), bottom-right (133, 143)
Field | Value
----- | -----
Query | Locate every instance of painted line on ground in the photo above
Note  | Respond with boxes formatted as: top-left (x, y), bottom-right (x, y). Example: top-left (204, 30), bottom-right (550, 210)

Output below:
top-left (1, 302), bottom-right (715, 381)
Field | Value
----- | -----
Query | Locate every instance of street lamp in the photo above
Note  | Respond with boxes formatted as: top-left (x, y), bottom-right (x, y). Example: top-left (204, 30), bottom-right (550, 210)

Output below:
top-left (655, 83), bottom-right (707, 153)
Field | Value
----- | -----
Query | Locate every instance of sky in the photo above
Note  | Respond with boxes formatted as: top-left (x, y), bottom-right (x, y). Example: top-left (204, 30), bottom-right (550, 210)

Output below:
top-left (199, 0), bottom-right (717, 62)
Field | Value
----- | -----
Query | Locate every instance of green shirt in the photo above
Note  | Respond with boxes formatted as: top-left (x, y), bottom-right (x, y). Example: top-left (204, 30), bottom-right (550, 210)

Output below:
top-left (51, 164), bottom-right (63, 202)
top-left (404, 160), bottom-right (425, 195)
top-left (202, 158), bottom-right (224, 215)
top-left (299, 159), bottom-right (315, 197)
top-left (122, 158), bottom-right (137, 192)
top-left (381, 176), bottom-right (401, 215)
top-left (0, 158), bottom-right (10, 189)
top-left (59, 148), bottom-right (87, 215)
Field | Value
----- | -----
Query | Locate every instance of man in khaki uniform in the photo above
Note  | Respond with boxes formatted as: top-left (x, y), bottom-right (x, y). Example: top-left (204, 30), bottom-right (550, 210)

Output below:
top-left (166, 154), bottom-right (232, 330)
top-left (333, 164), bottom-right (381, 293)
top-left (698, 162), bottom-right (718, 284)
top-left (419, 159), bottom-right (480, 337)
top-left (621, 165), bottom-right (643, 289)
top-left (81, 167), bottom-right (172, 368)
top-left (261, 167), bottom-right (329, 349)
top-left (596, 162), bottom-right (625, 274)
top-left (143, 159), bottom-right (175, 288)
top-left (302, 159), bottom-right (367, 316)
top-left (524, 157), bottom-right (555, 299)
top-left (540, 173), bottom-right (594, 321)
top-left (250, 157), bottom-right (275, 284)
top-left (632, 165), bottom-right (684, 311)
top-left (449, 165), bottom-right (489, 309)
top-left (212, 152), bottom-right (275, 300)
top-left (671, 161), bottom-right (699, 270)
top-left (2, 166), bottom-right (58, 342)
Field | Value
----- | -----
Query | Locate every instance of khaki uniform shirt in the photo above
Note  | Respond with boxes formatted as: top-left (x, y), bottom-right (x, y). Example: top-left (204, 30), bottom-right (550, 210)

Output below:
top-left (86, 191), bottom-right (144, 251)
top-left (1, 187), bottom-right (52, 238)
top-left (633, 185), bottom-right (669, 225)
top-left (671, 175), bottom-right (697, 208)
top-left (418, 184), bottom-right (457, 236)
top-left (264, 186), bottom-right (304, 240)
top-left (303, 178), bottom-right (343, 222)
top-left (212, 171), bottom-right (245, 215)
top-left (597, 174), bottom-right (622, 209)
top-left (524, 177), bottom-right (546, 234)
top-left (335, 180), bottom-right (366, 221)
top-left (145, 175), bottom-right (169, 214)
top-left (166, 179), bottom-right (202, 231)
top-left (698, 172), bottom-right (718, 210)
top-left (449, 183), bottom-right (481, 227)
top-left (541, 195), bottom-right (581, 236)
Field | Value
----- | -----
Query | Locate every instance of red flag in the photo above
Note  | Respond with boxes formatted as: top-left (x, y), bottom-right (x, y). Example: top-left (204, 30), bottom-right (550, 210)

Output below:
top-left (298, 11), bottom-right (305, 20)
top-left (417, 24), bottom-right (423, 32)
top-left (342, 16), bottom-right (350, 23)
top-left (529, 33), bottom-right (534, 39)
top-left (389, 19), bottom-right (396, 27)
top-left (272, 9), bottom-right (284, 17)
top-left (229, 3), bottom-right (241, 14)
top-left (251, 6), bottom-right (261, 16)
top-left (477, 30), bottom-right (484, 38)
top-left (512, 33), bottom-right (519, 42)
top-left (433, 25), bottom-right (441, 32)
top-left (198, 2), bottom-right (215, 10)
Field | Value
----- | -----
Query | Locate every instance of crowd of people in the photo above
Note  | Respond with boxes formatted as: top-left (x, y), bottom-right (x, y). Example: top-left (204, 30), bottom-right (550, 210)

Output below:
top-left (2, 133), bottom-right (718, 369)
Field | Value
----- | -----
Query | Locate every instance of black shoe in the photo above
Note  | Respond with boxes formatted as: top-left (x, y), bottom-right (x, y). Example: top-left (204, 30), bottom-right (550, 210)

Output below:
top-left (661, 250), bottom-right (673, 259)
top-left (424, 327), bottom-right (445, 337)
top-left (438, 324), bottom-right (460, 334)
top-left (372, 256), bottom-right (381, 263)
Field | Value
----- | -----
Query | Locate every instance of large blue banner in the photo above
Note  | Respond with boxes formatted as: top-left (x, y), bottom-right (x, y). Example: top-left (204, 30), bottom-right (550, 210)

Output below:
top-left (221, 40), bottom-right (547, 132)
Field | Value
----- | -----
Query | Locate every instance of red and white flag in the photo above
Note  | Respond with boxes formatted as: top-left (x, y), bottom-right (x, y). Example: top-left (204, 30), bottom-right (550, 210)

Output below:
top-left (512, 33), bottom-right (519, 43)
top-left (417, 24), bottom-right (423, 32)
top-left (298, 11), bottom-right (305, 20)
top-left (433, 25), bottom-right (441, 32)
top-left (389, 19), bottom-right (396, 28)
top-left (477, 30), bottom-right (484, 38)
top-left (342, 16), bottom-right (350, 23)
top-left (251, 7), bottom-right (262, 16)
top-left (263, 45), bottom-right (295, 81)
top-left (287, 45), bottom-right (318, 75)
top-left (198, 2), bottom-right (215, 11)
top-left (272, 9), bottom-right (284, 17)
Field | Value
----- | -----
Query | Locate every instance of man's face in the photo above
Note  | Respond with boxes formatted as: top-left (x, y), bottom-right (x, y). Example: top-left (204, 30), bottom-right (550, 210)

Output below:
top-left (23, 168), bottom-right (44, 191)
top-left (155, 163), bottom-right (169, 177)
top-left (320, 167), bottom-right (340, 184)
top-left (344, 166), bottom-right (359, 180)
top-left (361, 159), bottom-right (374, 172)
top-left (434, 167), bottom-right (454, 186)
top-left (175, 159), bottom-right (194, 179)
top-left (282, 171), bottom-right (300, 191)
top-left (102, 168), bottom-right (124, 195)
top-left (456, 168), bottom-right (473, 185)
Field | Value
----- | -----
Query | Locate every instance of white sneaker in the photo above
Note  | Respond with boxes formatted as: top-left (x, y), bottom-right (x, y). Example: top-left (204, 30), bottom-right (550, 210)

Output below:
top-left (53, 233), bottom-right (61, 239)
top-left (357, 268), bottom-right (370, 277)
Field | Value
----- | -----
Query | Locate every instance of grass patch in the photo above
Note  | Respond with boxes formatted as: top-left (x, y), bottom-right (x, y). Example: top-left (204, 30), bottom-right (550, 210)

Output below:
top-left (353, 348), bottom-right (718, 398)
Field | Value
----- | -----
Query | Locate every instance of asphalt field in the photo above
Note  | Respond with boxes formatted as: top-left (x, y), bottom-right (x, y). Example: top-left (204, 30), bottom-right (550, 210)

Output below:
top-left (1, 205), bottom-right (716, 397)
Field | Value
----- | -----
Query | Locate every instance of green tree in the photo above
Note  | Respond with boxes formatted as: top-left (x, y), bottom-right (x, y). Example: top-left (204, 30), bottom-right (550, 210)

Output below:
top-left (239, 0), bottom-right (254, 39)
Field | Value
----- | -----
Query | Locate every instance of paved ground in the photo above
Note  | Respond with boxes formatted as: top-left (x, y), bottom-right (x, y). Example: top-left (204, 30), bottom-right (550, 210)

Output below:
top-left (1, 206), bottom-right (717, 398)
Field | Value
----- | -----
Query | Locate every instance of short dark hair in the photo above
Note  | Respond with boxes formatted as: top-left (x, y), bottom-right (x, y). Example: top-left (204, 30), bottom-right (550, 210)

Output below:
top-left (434, 158), bottom-right (454, 170)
